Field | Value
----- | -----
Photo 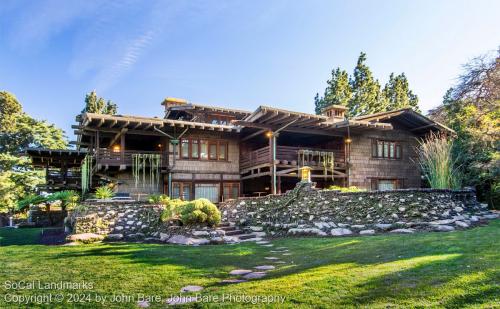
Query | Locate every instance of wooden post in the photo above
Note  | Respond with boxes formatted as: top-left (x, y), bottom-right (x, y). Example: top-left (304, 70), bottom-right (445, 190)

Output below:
top-left (277, 176), bottom-right (281, 194)
top-left (269, 132), bottom-right (277, 195)
top-left (120, 133), bottom-right (125, 162)
top-left (95, 130), bottom-right (100, 162)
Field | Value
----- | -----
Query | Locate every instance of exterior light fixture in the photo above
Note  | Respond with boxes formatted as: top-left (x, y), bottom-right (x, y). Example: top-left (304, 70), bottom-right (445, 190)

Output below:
top-left (112, 145), bottom-right (121, 152)
top-left (299, 166), bottom-right (312, 183)
top-left (265, 131), bottom-right (273, 138)
top-left (345, 138), bottom-right (352, 144)
top-left (157, 143), bottom-right (162, 148)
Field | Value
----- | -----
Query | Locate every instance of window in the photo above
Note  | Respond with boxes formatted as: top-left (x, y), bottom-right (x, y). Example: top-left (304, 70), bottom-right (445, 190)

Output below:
top-left (209, 142), bottom-right (218, 160)
top-left (372, 140), bottom-right (402, 159)
top-left (371, 179), bottom-right (402, 191)
top-left (181, 139), bottom-right (190, 159)
top-left (195, 183), bottom-right (219, 203)
top-left (172, 182), bottom-right (192, 200)
top-left (223, 183), bottom-right (239, 200)
top-left (218, 142), bottom-right (227, 160)
top-left (175, 139), bottom-right (228, 161)
top-left (200, 140), bottom-right (208, 159)
top-left (191, 140), bottom-right (199, 159)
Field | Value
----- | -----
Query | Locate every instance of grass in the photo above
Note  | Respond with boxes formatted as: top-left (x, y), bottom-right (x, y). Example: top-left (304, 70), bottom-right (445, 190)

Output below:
top-left (0, 221), bottom-right (499, 308)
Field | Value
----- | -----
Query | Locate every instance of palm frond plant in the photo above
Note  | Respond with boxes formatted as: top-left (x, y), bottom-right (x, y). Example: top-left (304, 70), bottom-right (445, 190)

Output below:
top-left (416, 132), bottom-right (462, 189)
top-left (94, 186), bottom-right (115, 200)
top-left (16, 194), bottom-right (48, 212)
top-left (47, 190), bottom-right (80, 210)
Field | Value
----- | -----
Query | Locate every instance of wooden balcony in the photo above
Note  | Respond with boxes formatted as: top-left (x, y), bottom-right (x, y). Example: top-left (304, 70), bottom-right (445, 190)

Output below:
top-left (95, 149), bottom-right (168, 167)
top-left (240, 145), bottom-right (346, 177)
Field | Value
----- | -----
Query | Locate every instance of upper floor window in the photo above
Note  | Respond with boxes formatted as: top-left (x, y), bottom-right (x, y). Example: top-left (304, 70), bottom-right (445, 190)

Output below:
top-left (371, 140), bottom-right (402, 159)
top-left (178, 138), bottom-right (228, 161)
top-left (207, 115), bottom-right (234, 125)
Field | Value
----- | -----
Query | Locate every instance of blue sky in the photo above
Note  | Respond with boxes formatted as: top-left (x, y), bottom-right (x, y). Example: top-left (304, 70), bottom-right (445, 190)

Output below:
top-left (1, 0), bottom-right (499, 141)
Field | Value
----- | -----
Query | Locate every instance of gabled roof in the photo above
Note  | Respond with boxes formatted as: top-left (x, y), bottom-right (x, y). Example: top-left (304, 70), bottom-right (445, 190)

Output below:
top-left (353, 108), bottom-right (455, 134)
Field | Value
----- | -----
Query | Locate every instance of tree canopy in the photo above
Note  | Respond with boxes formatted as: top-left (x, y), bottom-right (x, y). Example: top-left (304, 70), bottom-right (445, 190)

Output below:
top-left (82, 90), bottom-right (117, 115)
top-left (0, 91), bottom-right (67, 213)
top-left (428, 50), bottom-right (499, 208)
top-left (314, 52), bottom-right (420, 117)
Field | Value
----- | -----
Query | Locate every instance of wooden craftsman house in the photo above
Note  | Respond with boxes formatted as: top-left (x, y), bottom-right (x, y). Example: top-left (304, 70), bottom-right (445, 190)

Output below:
top-left (27, 98), bottom-right (453, 202)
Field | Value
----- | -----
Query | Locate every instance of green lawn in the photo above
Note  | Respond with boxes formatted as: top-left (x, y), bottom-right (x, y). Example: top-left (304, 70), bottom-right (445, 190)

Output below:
top-left (0, 222), bottom-right (499, 308)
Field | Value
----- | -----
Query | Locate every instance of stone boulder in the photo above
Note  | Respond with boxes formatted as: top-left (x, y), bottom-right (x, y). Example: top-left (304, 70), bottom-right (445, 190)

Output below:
top-left (330, 228), bottom-right (352, 236)
top-left (167, 235), bottom-right (210, 246)
top-left (433, 225), bottom-right (455, 232)
top-left (288, 228), bottom-right (327, 236)
top-left (67, 233), bottom-right (104, 243)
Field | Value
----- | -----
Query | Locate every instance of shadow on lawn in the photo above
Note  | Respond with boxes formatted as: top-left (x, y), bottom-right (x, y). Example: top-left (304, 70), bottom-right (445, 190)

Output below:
top-left (51, 221), bottom-right (498, 306)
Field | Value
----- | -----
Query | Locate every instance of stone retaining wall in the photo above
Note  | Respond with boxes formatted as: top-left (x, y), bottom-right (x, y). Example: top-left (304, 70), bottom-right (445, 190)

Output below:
top-left (69, 201), bottom-right (229, 244)
top-left (219, 183), bottom-right (497, 237)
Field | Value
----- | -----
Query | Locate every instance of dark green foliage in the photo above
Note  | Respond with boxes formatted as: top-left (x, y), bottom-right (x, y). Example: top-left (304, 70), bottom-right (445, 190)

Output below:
top-left (382, 73), bottom-right (420, 112)
top-left (428, 51), bottom-right (499, 208)
top-left (314, 52), bottom-right (420, 117)
top-left (82, 90), bottom-right (117, 115)
top-left (47, 190), bottom-right (80, 210)
top-left (16, 194), bottom-right (48, 211)
top-left (0, 91), bottom-right (67, 213)
top-left (180, 198), bottom-right (221, 226)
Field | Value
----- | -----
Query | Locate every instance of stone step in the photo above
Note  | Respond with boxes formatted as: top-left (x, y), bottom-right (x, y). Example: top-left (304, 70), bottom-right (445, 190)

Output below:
top-left (225, 230), bottom-right (246, 236)
top-left (237, 234), bottom-right (259, 240)
top-left (219, 226), bottom-right (238, 232)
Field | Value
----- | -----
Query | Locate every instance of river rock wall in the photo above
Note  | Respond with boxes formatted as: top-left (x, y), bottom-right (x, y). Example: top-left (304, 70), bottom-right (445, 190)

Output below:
top-left (219, 183), bottom-right (497, 236)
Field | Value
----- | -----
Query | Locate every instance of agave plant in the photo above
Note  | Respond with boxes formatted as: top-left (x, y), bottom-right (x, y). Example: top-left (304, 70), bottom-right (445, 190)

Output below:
top-left (94, 186), bottom-right (115, 200)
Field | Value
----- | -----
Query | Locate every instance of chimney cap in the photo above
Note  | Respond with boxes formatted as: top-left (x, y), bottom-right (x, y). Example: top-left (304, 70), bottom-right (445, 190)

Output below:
top-left (322, 104), bottom-right (347, 112)
top-left (161, 97), bottom-right (187, 106)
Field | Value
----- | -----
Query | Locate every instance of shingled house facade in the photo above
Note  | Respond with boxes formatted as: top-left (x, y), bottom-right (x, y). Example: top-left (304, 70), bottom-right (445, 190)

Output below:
top-left (28, 98), bottom-right (453, 202)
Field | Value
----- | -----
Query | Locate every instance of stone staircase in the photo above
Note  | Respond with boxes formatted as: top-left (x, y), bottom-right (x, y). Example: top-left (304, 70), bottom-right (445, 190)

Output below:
top-left (218, 222), bottom-right (264, 242)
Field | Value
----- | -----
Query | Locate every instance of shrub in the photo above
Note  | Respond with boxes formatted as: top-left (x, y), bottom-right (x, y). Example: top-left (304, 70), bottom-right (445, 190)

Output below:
top-left (326, 185), bottom-right (366, 192)
top-left (95, 186), bottom-right (114, 199)
top-left (179, 198), bottom-right (221, 226)
top-left (147, 194), bottom-right (170, 205)
top-left (160, 198), bottom-right (187, 222)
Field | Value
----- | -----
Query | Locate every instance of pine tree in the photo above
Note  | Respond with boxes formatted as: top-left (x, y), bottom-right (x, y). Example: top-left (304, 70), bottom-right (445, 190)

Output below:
top-left (314, 68), bottom-right (352, 115)
top-left (82, 91), bottom-right (118, 115)
top-left (382, 73), bottom-right (419, 112)
top-left (314, 93), bottom-right (326, 115)
top-left (348, 52), bottom-right (385, 116)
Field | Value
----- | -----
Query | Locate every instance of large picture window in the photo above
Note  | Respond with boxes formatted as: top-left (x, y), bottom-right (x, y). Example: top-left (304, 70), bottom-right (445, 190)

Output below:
top-left (175, 138), bottom-right (229, 161)
top-left (372, 140), bottom-right (402, 160)
top-left (195, 183), bottom-right (219, 203)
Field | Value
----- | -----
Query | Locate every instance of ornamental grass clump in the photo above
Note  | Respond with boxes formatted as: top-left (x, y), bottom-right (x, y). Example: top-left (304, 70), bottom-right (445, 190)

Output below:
top-left (417, 132), bottom-right (462, 189)
top-left (180, 198), bottom-right (221, 226)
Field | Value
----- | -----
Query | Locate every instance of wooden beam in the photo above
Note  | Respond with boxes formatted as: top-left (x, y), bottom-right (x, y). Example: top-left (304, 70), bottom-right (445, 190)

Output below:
top-left (108, 128), bottom-right (128, 147)
top-left (232, 120), bottom-right (273, 130)
top-left (241, 129), bottom-right (267, 142)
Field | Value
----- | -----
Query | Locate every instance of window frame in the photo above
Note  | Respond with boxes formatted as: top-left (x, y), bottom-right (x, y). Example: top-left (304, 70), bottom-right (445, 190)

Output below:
top-left (371, 139), bottom-right (402, 160)
top-left (223, 182), bottom-right (239, 201)
top-left (175, 138), bottom-right (229, 161)
top-left (171, 182), bottom-right (192, 200)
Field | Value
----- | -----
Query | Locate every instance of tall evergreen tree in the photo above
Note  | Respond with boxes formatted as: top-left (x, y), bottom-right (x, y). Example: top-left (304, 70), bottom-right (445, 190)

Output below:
top-left (82, 90), bottom-right (117, 115)
top-left (348, 52), bottom-right (385, 116)
top-left (314, 68), bottom-right (352, 115)
top-left (382, 73), bottom-right (420, 111)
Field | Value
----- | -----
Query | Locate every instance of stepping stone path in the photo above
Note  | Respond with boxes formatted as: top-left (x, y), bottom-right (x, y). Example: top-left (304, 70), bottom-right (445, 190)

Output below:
top-left (180, 285), bottom-right (204, 293)
top-left (282, 253), bottom-right (292, 256)
top-left (166, 296), bottom-right (198, 306)
top-left (137, 300), bottom-right (150, 308)
top-left (243, 272), bottom-right (267, 279)
top-left (221, 279), bottom-right (247, 284)
top-left (264, 256), bottom-right (279, 260)
top-left (229, 269), bottom-right (253, 275)
top-left (270, 250), bottom-right (288, 253)
top-left (254, 265), bottom-right (276, 270)
top-left (276, 247), bottom-right (288, 250)
top-left (262, 244), bottom-right (274, 247)
top-left (256, 241), bottom-right (270, 244)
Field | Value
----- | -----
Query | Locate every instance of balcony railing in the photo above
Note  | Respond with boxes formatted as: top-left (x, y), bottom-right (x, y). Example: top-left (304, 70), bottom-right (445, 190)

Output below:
top-left (95, 149), bottom-right (168, 167)
top-left (240, 145), bottom-right (345, 170)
